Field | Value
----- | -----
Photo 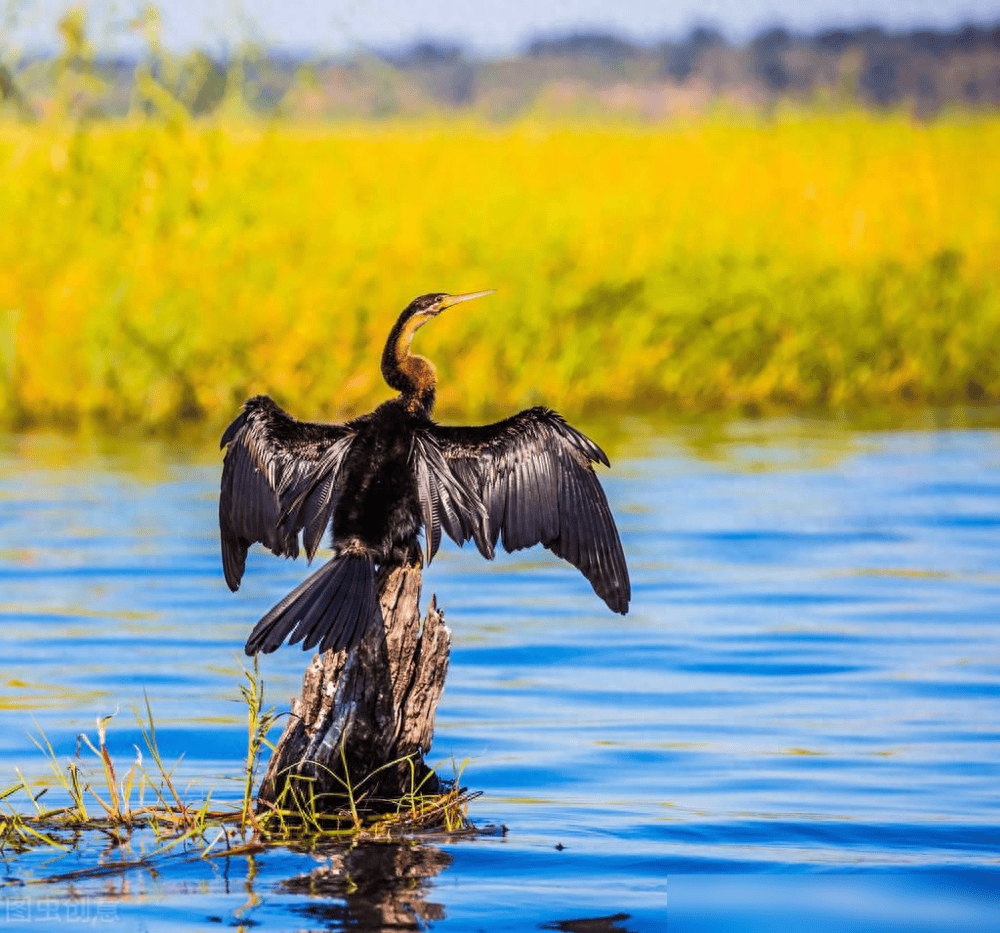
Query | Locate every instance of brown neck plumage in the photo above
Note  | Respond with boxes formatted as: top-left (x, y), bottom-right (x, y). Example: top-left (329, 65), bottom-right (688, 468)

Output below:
top-left (381, 306), bottom-right (437, 414)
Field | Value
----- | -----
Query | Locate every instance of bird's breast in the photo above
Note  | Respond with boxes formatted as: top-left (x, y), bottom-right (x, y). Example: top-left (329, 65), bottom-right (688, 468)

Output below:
top-left (333, 423), bottom-right (422, 561)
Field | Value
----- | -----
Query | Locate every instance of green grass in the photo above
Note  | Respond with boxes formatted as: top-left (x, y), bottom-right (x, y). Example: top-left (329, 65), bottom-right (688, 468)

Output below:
top-left (0, 662), bottom-right (476, 876)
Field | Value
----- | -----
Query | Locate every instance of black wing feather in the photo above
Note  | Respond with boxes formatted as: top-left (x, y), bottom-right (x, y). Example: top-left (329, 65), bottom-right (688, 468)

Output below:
top-left (219, 395), bottom-right (355, 591)
top-left (426, 407), bottom-right (630, 614)
top-left (410, 433), bottom-right (491, 564)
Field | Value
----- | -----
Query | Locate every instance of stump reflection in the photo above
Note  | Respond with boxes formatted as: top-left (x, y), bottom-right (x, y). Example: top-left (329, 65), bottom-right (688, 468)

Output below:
top-left (282, 841), bottom-right (452, 930)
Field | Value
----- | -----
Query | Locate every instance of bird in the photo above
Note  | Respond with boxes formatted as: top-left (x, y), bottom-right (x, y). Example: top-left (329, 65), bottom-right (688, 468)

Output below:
top-left (219, 290), bottom-right (630, 656)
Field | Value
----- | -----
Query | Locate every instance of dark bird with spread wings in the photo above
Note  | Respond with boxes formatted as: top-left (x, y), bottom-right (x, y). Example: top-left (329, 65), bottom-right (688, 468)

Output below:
top-left (219, 290), bottom-right (630, 656)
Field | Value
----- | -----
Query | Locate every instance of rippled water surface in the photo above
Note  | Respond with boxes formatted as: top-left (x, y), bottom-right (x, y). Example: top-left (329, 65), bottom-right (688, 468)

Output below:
top-left (1, 416), bottom-right (998, 931)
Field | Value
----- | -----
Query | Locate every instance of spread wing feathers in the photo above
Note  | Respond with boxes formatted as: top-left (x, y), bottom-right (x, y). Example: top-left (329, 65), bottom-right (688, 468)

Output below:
top-left (243, 553), bottom-right (382, 655)
top-left (410, 433), bottom-right (492, 565)
top-left (219, 395), bottom-right (355, 591)
top-left (428, 407), bottom-right (631, 614)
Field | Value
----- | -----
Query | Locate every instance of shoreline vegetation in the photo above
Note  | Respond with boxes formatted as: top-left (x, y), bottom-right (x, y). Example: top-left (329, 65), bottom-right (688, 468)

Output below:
top-left (1, 13), bottom-right (998, 434)
top-left (2, 114), bottom-right (998, 433)
top-left (0, 665), bottom-right (475, 872)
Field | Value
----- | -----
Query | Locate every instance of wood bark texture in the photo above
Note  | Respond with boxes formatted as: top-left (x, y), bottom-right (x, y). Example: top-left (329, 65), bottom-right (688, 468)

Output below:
top-left (257, 563), bottom-right (450, 811)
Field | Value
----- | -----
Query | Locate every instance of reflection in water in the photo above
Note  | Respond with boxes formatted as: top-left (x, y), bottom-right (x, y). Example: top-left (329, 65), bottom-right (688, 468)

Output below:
top-left (1, 838), bottom-right (452, 931)
top-left (1, 420), bottom-right (999, 932)
top-left (618, 406), bottom-right (1000, 472)
top-left (541, 912), bottom-right (635, 933)
top-left (282, 842), bottom-right (451, 931)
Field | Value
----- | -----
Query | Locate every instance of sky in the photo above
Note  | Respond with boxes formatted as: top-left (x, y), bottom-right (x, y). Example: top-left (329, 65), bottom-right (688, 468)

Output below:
top-left (5, 0), bottom-right (1000, 56)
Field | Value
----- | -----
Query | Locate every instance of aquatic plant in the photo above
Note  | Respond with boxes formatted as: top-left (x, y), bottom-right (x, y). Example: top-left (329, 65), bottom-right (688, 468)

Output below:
top-left (0, 661), bottom-right (476, 872)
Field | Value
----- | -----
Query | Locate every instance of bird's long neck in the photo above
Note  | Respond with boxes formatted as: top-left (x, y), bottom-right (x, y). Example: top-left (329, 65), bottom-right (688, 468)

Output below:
top-left (381, 309), bottom-right (436, 415)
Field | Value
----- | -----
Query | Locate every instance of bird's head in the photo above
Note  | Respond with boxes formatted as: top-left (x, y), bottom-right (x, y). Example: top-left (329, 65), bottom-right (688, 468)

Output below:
top-left (382, 289), bottom-right (495, 407)
top-left (402, 289), bottom-right (496, 329)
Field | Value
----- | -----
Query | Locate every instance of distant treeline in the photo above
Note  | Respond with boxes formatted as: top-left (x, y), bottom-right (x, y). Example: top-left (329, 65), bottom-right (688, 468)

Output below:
top-left (1, 16), bottom-right (999, 121)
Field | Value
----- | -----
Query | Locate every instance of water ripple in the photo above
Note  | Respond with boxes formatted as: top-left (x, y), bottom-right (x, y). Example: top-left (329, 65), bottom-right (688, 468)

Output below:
top-left (1, 422), bottom-right (998, 929)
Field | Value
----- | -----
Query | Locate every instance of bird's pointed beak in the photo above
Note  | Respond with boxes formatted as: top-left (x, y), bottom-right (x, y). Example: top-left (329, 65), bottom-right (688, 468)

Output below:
top-left (438, 289), bottom-right (496, 311)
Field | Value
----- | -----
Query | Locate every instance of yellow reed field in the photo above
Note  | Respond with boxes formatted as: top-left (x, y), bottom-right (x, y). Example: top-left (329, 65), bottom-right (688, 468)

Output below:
top-left (1, 114), bottom-right (998, 431)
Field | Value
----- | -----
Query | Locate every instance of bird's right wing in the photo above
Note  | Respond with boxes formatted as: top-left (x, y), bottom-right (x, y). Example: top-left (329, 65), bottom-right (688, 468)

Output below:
top-left (219, 395), bottom-right (356, 591)
top-left (426, 408), bottom-right (630, 614)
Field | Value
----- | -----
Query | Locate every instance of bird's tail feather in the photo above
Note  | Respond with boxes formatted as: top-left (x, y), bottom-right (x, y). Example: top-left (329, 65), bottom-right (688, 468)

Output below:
top-left (244, 554), bottom-right (381, 655)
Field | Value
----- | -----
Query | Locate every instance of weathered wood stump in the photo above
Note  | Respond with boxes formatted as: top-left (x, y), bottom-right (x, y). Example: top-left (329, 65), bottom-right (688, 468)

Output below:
top-left (257, 564), bottom-right (450, 812)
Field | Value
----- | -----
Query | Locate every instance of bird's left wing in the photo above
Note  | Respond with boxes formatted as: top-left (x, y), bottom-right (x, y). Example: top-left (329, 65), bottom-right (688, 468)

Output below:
top-left (410, 431), bottom-right (492, 566)
top-left (423, 408), bottom-right (630, 614)
top-left (219, 395), bottom-right (356, 591)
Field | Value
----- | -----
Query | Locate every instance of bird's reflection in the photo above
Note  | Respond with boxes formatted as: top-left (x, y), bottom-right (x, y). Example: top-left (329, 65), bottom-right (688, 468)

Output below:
top-left (282, 841), bottom-right (452, 930)
top-left (540, 913), bottom-right (636, 933)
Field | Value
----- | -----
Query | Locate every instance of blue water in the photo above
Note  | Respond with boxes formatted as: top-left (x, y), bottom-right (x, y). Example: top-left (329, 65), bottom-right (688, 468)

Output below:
top-left (1, 416), bottom-right (998, 931)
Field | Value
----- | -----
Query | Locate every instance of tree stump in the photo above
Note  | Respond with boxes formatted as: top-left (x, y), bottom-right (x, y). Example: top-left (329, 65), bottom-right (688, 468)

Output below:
top-left (257, 564), bottom-right (450, 812)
